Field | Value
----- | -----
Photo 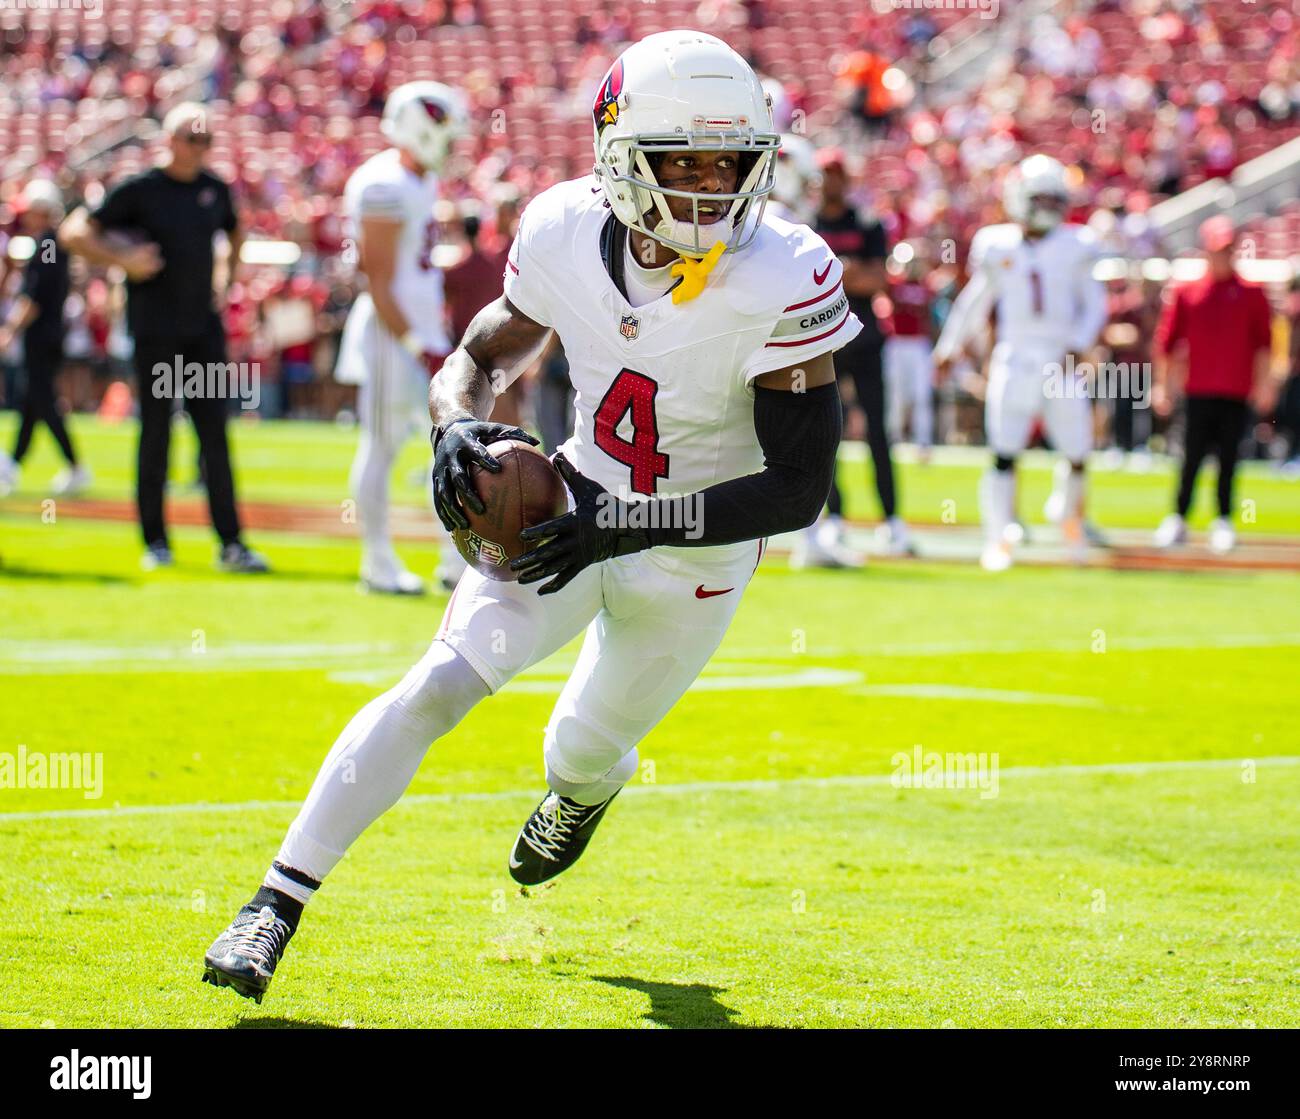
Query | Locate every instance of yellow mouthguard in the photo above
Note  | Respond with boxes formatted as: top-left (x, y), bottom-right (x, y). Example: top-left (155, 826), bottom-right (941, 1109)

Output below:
top-left (670, 241), bottom-right (726, 304)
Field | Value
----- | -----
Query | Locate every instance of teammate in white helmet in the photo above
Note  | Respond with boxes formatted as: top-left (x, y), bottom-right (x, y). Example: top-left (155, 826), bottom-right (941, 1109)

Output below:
top-left (336, 81), bottom-right (467, 594)
top-left (203, 30), bottom-right (861, 1001)
top-left (934, 154), bottom-right (1107, 571)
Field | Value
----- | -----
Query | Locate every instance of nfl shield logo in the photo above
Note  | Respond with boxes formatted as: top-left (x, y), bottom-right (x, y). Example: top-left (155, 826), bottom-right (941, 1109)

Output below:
top-left (619, 314), bottom-right (639, 341)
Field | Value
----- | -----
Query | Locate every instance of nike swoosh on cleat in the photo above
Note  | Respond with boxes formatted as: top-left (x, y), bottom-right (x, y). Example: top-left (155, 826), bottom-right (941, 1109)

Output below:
top-left (694, 585), bottom-right (734, 599)
top-left (509, 848), bottom-right (524, 869)
top-left (813, 262), bottom-right (833, 285)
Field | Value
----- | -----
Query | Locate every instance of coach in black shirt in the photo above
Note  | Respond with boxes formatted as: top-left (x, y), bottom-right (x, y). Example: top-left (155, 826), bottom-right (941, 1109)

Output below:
top-left (814, 149), bottom-right (909, 553)
top-left (60, 102), bottom-right (267, 572)
top-left (0, 180), bottom-right (87, 497)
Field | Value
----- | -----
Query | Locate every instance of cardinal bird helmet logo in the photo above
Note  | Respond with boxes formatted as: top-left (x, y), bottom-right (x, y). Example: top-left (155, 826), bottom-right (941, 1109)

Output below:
top-left (593, 57), bottom-right (625, 132)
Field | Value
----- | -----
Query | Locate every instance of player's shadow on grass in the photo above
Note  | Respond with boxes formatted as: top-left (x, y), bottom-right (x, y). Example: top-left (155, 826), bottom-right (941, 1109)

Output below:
top-left (592, 975), bottom-right (744, 1029)
top-left (232, 1016), bottom-right (340, 1029)
top-left (0, 563), bottom-right (132, 585)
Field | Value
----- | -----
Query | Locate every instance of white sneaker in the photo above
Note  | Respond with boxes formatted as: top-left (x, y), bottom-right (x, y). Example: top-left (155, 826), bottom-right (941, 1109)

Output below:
top-left (875, 516), bottom-right (917, 557)
top-left (1208, 517), bottom-right (1236, 555)
top-left (1153, 513), bottom-right (1187, 548)
top-left (362, 553), bottom-right (426, 595)
top-left (980, 541), bottom-right (1013, 572)
top-left (362, 567), bottom-right (426, 596)
top-left (792, 521), bottom-right (866, 569)
top-left (0, 452), bottom-right (19, 497)
top-left (51, 464), bottom-right (92, 496)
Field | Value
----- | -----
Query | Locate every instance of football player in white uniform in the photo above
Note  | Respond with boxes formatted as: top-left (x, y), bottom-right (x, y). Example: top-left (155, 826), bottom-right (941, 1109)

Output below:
top-left (203, 30), bottom-right (860, 1002)
top-left (336, 82), bottom-right (466, 594)
top-left (933, 155), bottom-right (1107, 570)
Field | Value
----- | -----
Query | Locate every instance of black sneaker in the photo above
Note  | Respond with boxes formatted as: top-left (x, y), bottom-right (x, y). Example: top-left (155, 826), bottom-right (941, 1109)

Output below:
top-left (218, 542), bottom-right (270, 574)
top-left (508, 790), bottom-right (618, 885)
top-left (202, 905), bottom-right (295, 1003)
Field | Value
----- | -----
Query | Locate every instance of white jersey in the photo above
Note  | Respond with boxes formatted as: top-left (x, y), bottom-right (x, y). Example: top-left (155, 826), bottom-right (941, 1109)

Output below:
top-left (934, 222), bottom-right (1106, 367)
top-left (336, 148), bottom-right (449, 383)
top-left (504, 177), bottom-right (861, 519)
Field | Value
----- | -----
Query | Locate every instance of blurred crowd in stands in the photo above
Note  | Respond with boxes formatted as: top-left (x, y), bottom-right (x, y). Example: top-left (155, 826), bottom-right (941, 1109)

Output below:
top-left (1, 0), bottom-right (1299, 459)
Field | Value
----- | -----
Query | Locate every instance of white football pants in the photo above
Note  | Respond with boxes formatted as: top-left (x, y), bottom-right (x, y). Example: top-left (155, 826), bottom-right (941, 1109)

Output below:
top-left (348, 326), bottom-right (437, 579)
top-left (985, 341), bottom-right (1092, 462)
top-left (276, 540), bottom-right (764, 881)
top-left (884, 336), bottom-right (934, 447)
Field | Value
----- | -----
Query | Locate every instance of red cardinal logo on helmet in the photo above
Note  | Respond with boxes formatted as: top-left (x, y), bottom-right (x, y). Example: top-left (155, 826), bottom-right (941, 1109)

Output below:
top-left (592, 57), bottom-right (625, 132)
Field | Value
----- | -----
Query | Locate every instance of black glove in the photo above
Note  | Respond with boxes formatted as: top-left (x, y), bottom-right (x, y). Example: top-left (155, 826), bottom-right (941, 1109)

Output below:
top-left (509, 453), bottom-right (650, 594)
top-left (431, 418), bottom-right (539, 531)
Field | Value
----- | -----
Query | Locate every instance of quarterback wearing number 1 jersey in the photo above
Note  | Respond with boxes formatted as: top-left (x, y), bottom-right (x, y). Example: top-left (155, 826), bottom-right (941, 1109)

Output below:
top-left (934, 154), bottom-right (1107, 570)
top-left (203, 31), bottom-right (857, 1004)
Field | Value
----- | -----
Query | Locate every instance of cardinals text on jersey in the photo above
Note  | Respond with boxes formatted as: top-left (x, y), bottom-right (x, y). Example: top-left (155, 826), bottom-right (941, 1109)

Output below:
top-left (503, 177), bottom-right (861, 533)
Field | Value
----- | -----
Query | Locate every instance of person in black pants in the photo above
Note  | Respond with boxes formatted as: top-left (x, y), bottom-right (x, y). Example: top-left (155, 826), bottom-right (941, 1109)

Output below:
top-left (60, 102), bottom-right (267, 572)
top-left (808, 149), bottom-right (912, 562)
top-left (0, 181), bottom-right (89, 498)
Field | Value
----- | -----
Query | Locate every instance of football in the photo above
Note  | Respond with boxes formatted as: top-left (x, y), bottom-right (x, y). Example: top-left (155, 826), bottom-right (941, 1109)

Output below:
top-left (452, 439), bottom-right (567, 579)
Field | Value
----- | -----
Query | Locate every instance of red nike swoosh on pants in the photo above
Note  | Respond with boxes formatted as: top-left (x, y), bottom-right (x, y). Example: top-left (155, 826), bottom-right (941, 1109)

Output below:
top-left (695, 585), bottom-right (734, 599)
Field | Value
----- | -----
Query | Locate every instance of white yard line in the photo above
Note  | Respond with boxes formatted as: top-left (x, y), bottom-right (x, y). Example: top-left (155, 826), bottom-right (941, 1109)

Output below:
top-left (3, 631), bottom-right (1298, 674)
top-left (1, 755), bottom-right (1294, 824)
top-left (328, 667), bottom-right (864, 690)
top-left (847, 684), bottom-right (1108, 708)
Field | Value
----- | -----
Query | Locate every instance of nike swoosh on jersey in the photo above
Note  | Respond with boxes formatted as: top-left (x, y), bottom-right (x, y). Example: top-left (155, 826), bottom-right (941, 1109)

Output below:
top-left (813, 261), bottom-right (834, 285)
top-left (695, 585), bottom-right (734, 599)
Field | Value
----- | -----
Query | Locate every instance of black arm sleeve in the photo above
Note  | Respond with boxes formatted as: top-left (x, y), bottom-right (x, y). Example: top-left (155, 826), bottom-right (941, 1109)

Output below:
top-left (643, 382), bottom-right (842, 548)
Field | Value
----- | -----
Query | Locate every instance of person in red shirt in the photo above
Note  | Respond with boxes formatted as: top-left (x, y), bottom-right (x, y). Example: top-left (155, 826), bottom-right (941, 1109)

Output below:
top-left (1153, 216), bottom-right (1276, 553)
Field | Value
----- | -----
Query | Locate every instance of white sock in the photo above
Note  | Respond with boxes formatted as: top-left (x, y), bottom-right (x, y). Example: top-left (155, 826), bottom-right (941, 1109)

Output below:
top-left (547, 747), bottom-right (640, 807)
top-left (350, 431), bottom-right (397, 571)
top-left (276, 640), bottom-right (489, 882)
top-left (979, 468), bottom-right (1015, 544)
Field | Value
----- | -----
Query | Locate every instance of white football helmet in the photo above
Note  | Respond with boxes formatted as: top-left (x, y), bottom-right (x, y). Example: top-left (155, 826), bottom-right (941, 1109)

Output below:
top-left (592, 29), bottom-right (780, 256)
top-left (1004, 154), bottom-right (1071, 233)
top-left (381, 81), bottom-right (466, 173)
top-left (771, 133), bottom-right (821, 224)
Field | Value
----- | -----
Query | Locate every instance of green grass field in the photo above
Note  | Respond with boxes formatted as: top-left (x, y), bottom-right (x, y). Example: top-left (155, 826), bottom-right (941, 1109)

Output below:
top-left (1, 415), bottom-right (1298, 1028)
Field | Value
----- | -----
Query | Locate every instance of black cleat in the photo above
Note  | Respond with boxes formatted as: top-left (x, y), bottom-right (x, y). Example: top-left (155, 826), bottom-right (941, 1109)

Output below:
top-left (509, 790), bottom-right (618, 885)
top-left (202, 905), bottom-right (295, 1004)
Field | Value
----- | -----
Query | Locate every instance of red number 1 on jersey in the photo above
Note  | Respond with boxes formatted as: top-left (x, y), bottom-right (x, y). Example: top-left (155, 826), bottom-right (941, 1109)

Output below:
top-left (593, 368), bottom-right (669, 495)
